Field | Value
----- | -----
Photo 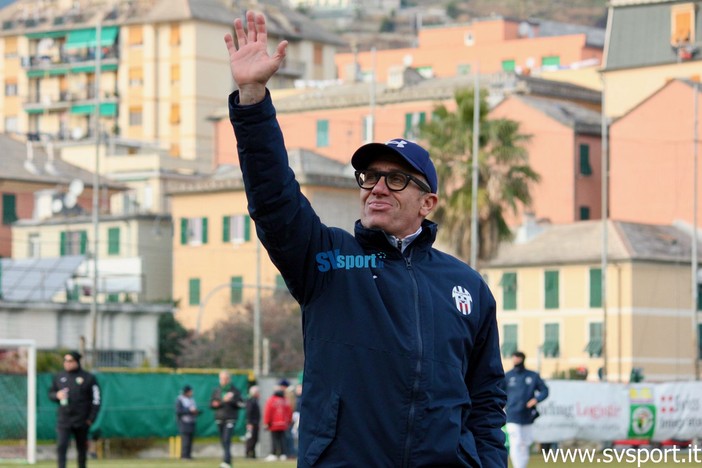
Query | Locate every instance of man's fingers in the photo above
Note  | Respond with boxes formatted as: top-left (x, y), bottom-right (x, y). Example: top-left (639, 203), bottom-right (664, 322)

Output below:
top-left (255, 12), bottom-right (267, 44)
top-left (273, 41), bottom-right (288, 61)
top-left (234, 17), bottom-right (246, 46)
top-left (224, 33), bottom-right (235, 52)
top-left (246, 11), bottom-right (256, 44)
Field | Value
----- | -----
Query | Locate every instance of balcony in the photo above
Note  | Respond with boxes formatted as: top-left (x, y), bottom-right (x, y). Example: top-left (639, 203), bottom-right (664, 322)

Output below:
top-left (24, 91), bottom-right (118, 115)
top-left (22, 47), bottom-right (119, 78)
top-left (278, 58), bottom-right (306, 78)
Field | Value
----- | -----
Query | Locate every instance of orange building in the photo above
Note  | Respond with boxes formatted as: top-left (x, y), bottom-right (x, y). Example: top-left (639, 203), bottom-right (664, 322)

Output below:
top-left (609, 79), bottom-right (702, 225)
top-left (335, 18), bottom-right (603, 84)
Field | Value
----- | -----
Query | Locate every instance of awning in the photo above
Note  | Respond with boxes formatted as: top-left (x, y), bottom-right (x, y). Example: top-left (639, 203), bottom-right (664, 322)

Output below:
top-left (26, 30), bottom-right (67, 39)
top-left (70, 63), bottom-right (118, 74)
top-left (70, 102), bottom-right (118, 116)
top-left (584, 339), bottom-right (602, 357)
top-left (64, 26), bottom-right (119, 50)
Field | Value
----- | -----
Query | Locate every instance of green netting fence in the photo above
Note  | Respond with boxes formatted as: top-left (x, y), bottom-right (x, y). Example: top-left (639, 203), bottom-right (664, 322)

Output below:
top-left (0, 371), bottom-right (250, 440)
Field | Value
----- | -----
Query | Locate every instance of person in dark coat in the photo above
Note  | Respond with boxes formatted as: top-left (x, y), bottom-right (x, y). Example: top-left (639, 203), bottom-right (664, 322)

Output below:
top-left (244, 385), bottom-right (261, 459)
top-left (209, 371), bottom-right (245, 468)
top-left (175, 385), bottom-right (199, 460)
top-left (48, 351), bottom-right (101, 468)
top-left (223, 11), bottom-right (506, 467)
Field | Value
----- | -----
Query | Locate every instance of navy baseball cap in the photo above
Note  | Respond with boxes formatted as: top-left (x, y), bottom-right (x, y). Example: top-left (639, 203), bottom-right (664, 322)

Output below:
top-left (351, 138), bottom-right (438, 193)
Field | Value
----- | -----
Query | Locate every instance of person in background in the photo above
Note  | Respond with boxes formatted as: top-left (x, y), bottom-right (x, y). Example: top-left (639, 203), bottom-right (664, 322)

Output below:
top-left (210, 371), bottom-right (245, 468)
top-left (175, 385), bottom-right (199, 460)
top-left (245, 385), bottom-right (261, 459)
top-left (263, 379), bottom-right (293, 461)
top-left (505, 351), bottom-right (549, 468)
top-left (48, 351), bottom-right (101, 468)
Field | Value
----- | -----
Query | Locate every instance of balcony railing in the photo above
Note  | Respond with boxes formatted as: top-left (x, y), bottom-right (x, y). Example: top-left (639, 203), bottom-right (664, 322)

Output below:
top-left (278, 58), bottom-right (306, 77)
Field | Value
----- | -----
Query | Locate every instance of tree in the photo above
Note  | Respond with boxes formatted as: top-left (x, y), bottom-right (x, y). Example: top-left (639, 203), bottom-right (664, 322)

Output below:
top-left (419, 88), bottom-right (539, 261)
top-left (158, 313), bottom-right (189, 368)
top-left (446, 1), bottom-right (461, 19)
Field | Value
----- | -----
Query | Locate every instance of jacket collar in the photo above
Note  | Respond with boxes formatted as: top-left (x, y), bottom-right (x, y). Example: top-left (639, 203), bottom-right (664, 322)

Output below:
top-left (354, 219), bottom-right (437, 259)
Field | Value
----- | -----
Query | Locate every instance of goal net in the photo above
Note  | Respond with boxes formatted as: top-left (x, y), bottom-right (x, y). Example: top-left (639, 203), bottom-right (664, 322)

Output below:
top-left (0, 339), bottom-right (37, 465)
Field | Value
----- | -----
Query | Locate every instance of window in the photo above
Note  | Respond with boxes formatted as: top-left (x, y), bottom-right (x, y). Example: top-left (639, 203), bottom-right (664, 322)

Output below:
top-left (457, 64), bottom-right (472, 75)
top-left (188, 278), bottom-right (200, 305)
top-left (2, 193), bottom-right (18, 224)
top-left (4, 37), bottom-right (17, 58)
top-left (542, 56), bottom-right (560, 67)
top-left (671, 3), bottom-right (695, 45)
top-left (128, 67), bottom-right (143, 87)
top-left (170, 23), bottom-right (180, 46)
top-left (4, 79), bottom-right (17, 96)
top-left (313, 43), bottom-right (323, 65)
top-left (180, 217), bottom-right (208, 245)
top-left (223, 214), bottom-right (251, 243)
top-left (316, 119), bottom-right (329, 147)
top-left (60, 231), bottom-right (87, 256)
top-left (590, 268), bottom-right (602, 307)
top-left (171, 65), bottom-right (180, 84)
top-left (500, 272), bottom-right (517, 310)
top-left (5, 116), bottom-right (18, 132)
top-left (543, 323), bottom-right (560, 357)
top-left (501, 324), bottom-right (518, 357)
top-left (107, 227), bottom-right (120, 255)
top-left (230, 276), bottom-right (243, 304)
top-left (579, 143), bottom-right (592, 176)
top-left (502, 59), bottom-right (516, 72)
top-left (170, 104), bottom-right (180, 125)
top-left (580, 206), bottom-right (590, 220)
top-left (170, 143), bottom-right (180, 157)
top-left (463, 32), bottom-right (474, 46)
top-left (404, 112), bottom-right (426, 139)
top-left (128, 26), bottom-right (143, 46)
top-left (362, 115), bottom-right (373, 143)
top-left (544, 270), bottom-right (559, 309)
top-left (586, 322), bottom-right (603, 357)
top-left (699, 323), bottom-right (702, 358)
top-left (416, 66), bottom-right (433, 78)
top-left (28, 233), bottom-right (41, 258)
top-left (129, 106), bottom-right (142, 126)
top-left (107, 293), bottom-right (120, 303)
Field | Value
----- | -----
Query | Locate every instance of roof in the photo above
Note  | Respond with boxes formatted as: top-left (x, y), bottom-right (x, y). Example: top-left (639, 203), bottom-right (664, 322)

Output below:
top-left (0, 0), bottom-right (345, 46)
top-left (604, 1), bottom-right (702, 71)
top-left (0, 133), bottom-right (122, 189)
top-left (0, 255), bottom-right (84, 302)
top-left (486, 220), bottom-right (702, 267)
top-left (513, 94), bottom-right (602, 135)
top-left (535, 19), bottom-right (606, 48)
top-left (168, 147), bottom-right (356, 195)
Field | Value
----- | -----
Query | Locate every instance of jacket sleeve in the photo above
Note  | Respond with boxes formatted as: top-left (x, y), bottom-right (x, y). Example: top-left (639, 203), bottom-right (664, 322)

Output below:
top-left (465, 281), bottom-right (508, 467)
top-left (534, 374), bottom-right (549, 402)
top-left (175, 397), bottom-right (187, 417)
top-left (229, 91), bottom-right (333, 306)
top-left (88, 374), bottom-right (101, 423)
top-left (48, 374), bottom-right (60, 403)
top-left (210, 388), bottom-right (220, 409)
top-left (262, 398), bottom-right (271, 427)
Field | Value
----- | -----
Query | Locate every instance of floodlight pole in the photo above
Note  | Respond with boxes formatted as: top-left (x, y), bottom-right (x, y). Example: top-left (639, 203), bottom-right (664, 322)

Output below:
top-left (89, 20), bottom-right (102, 368)
top-left (693, 82), bottom-right (700, 381)
top-left (470, 63), bottom-right (480, 268)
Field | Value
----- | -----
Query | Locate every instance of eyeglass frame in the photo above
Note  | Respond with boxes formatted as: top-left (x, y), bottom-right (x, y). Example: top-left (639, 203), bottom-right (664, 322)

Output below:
top-left (354, 169), bottom-right (432, 193)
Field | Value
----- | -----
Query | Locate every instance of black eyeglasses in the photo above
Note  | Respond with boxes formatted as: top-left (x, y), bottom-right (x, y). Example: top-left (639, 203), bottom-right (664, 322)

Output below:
top-left (355, 170), bottom-right (431, 193)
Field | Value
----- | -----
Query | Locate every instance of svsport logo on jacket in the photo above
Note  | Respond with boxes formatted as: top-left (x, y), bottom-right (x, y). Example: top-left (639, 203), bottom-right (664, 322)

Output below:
top-left (452, 285), bottom-right (472, 315)
top-left (316, 249), bottom-right (386, 272)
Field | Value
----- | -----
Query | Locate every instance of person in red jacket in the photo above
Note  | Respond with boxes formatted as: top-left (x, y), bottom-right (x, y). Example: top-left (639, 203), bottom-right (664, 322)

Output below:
top-left (263, 379), bottom-right (293, 461)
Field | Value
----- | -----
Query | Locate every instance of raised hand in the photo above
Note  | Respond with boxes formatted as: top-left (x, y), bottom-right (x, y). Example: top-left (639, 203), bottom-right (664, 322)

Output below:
top-left (224, 11), bottom-right (288, 105)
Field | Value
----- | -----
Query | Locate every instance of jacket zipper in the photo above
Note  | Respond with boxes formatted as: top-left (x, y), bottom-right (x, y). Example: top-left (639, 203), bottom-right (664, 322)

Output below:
top-left (401, 253), bottom-right (422, 468)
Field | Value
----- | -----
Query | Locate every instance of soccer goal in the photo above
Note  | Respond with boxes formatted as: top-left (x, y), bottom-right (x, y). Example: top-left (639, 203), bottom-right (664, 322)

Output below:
top-left (0, 339), bottom-right (37, 465)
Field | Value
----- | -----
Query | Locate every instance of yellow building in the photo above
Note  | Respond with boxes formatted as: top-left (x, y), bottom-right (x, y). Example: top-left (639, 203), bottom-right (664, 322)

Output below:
top-left (0, 0), bottom-right (344, 169)
top-left (485, 220), bottom-right (702, 382)
top-left (168, 148), bottom-right (359, 332)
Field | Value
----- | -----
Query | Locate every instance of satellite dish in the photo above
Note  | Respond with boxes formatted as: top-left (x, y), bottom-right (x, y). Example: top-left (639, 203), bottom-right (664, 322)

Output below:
top-left (52, 198), bottom-right (64, 214)
top-left (402, 54), bottom-right (413, 67)
top-left (526, 57), bottom-right (536, 68)
top-left (64, 192), bottom-right (77, 209)
top-left (71, 127), bottom-right (84, 140)
top-left (69, 179), bottom-right (85, 196)
top-left (518, 21), bottom-right (532, 38)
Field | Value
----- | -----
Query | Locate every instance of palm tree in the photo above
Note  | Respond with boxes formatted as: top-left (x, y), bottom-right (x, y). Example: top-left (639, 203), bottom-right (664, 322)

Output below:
top-left (420, 88), bottom-right (539, 262)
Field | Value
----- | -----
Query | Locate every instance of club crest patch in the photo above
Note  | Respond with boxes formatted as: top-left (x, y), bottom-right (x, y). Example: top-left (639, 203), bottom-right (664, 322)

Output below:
top-left (76, 377), bottom-right (84, 385)
top-left (451, 285), bottom-right (473, 315)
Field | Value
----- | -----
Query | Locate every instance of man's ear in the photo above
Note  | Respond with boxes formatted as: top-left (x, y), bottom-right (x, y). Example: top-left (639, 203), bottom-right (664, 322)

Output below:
top-left (419, 193), bottom-right (439, 217)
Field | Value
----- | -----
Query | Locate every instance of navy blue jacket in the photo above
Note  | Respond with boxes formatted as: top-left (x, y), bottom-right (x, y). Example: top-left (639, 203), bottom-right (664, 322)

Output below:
top-left (504, 366), bottom-right (549, 425)
top-left (230, 91), bottom-right (507, 468)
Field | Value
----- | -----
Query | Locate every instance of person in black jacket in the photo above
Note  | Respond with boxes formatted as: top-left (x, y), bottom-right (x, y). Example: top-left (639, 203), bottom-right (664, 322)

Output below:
top-left (244, 385), bottom-right (261, 459)
top-left (209, 371), bottom-right (245, 468)
top-left (48, 351), bottom-right (100, 468)
top-left (223, 11), bottom-right (506, 467)
top-left (175, 385), bottom-right (199, 460)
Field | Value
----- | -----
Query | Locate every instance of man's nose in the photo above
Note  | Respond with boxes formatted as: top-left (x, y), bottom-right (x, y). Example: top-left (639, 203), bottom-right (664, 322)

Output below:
top-left (371, 176), bottom-right (391, 194)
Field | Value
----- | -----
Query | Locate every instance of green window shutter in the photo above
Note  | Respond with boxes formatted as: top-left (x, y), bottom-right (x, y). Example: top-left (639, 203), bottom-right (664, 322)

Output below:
top-left (501, 59), bottom-right (516, 72)
top-left (223, 216), bottom-right (230, 242)
top-left (201, 217), bottom-right (208, 244)
top-left (230, 276), bottom-right (243, 304)
top-left (188, 278), bottom-right (200, 305)
top-left (589, 268), bottom-right (602, 307)
top-left (586, 322), bottom-right (603, 357)
top-left (501, 324), bottom-right (518, 357)
top-left (580, 206), bottom-right (590, 220)
top-left (60, 232), bottom-right (67, 256)
top-left (180, 218), bottom-right (188, 245)
top-left (316, 120), bottom-right (329, 147)
top-left (2, 194), bottom-right (18, 225)
top-left (107, 227), bottom-right (120, 255)
top-left (107, 293), bottom-right (120, 303)
top-left (543, 323), bottom-right (560, 357)
top-left (79, 231), bottom-right (88, 255)
top-left (404, 113), bottom-right (413, 137)
top-left (579, 144), bottom-right (592, 175)
top-left (697, 284), bottom-right (702, 311)
top-left (699, 323), bottom-right (702, 358)
top-left (542, 55), bottom-right (560, 67)
top-left (500, 272), bottom-right (517, 310)
top-left (544, 270), bottom-right (559, 309)
top-left (418, 112), bottom-right (426, 125)
top-left (244, 215), bottom-right (251, 241)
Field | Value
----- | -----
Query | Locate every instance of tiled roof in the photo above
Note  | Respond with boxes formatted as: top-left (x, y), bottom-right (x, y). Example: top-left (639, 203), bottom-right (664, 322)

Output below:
top-left (515, 94), bottom-right (602, 134)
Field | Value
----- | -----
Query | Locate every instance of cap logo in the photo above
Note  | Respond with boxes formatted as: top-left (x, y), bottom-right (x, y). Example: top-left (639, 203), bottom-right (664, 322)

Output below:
top-left (387, 139), bottom-right (408, 148)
